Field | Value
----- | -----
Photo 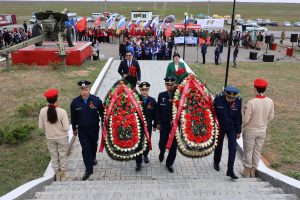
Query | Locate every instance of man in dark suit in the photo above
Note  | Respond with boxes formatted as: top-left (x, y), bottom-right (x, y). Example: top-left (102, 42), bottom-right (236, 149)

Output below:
top-left (156, 77), bottom-right (177, 173)
top-left (118, 51), bottom-right (141, 89)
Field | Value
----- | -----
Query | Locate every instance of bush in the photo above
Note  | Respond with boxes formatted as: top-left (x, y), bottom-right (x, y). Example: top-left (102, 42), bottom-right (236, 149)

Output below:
top-left (16, 100), bottom-right (46, 117)
top-left (0, 124), bottom-right (35, 145)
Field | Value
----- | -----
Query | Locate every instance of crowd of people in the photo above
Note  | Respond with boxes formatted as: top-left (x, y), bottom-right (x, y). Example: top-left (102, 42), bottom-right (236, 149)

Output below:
top-left (0, 21), bottom-right (31, 48)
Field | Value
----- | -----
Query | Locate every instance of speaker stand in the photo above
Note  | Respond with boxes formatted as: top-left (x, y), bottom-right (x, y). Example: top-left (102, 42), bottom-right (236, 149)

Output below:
top-left (256, 43), bottom-right (270, 60)
top-left (277, 43), bottom-right (300, 61)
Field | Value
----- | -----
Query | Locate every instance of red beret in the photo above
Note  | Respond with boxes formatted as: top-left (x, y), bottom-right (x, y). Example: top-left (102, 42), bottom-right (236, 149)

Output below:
top-left (44, 88), bottom-right (58, 99)
top-left (254, 78), bottom-right (268, 88)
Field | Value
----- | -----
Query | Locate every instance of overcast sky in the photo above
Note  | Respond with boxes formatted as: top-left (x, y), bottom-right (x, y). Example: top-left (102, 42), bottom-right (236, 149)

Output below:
top-left (1, 0), bottom-right (300, 3)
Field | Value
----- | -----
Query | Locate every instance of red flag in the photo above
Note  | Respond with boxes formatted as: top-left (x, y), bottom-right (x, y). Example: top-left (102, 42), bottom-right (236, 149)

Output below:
top-left (76, 17), bottom-right (87, 32)
top-left (94, 16), bottom-right (101, 27)
top-left (130, 22), bottom-right (135, 35)
top-left (164, 23), bottom-right (172, 37)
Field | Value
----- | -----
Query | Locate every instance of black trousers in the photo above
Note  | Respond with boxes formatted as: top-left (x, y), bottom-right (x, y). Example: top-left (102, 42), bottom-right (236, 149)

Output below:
top-left (215, 55), bottom-right (219, 65)
top-left (202, 53), bottom-right (206, 64)
top-left (213, 130), bottom-right (237, 174)
top-left (78, 128), bottom-right (99, 174)
top-left (136, 129), bottom-right (152, 164)
top-left (125, 76), bottom-right (138, 89)
top-left (159, 126), bottom-right (177, 167)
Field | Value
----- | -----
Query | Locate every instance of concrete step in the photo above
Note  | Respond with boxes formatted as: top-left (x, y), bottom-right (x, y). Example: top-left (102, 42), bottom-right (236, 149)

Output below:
top-left (31, 179), bottom-right (300, 200)
top-left (32, 191), bottom-right (299, 200)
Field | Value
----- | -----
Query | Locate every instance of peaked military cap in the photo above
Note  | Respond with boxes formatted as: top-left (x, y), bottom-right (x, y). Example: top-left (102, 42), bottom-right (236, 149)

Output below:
top-left (224, 86), bottom-right (240, 98)
top-left (164, 77), bottom-right (176, 84)
top-left (139, 82), bottom-right (151, 89)
top-left (77, 80), bottom-right (91, 88)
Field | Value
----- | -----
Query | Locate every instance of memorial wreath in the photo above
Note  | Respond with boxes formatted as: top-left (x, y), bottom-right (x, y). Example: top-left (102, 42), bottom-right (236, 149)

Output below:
top-left (166, 75), bottom-right (220, 157)
top-left (98, 80), bottom-right (151, 161)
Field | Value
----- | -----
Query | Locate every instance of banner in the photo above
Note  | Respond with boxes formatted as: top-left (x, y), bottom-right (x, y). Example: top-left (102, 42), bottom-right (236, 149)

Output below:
top-left (174, 36), bottom-right (198, 45)
top-left (196, 18), bottom-right (224, 29)
top-left (174, 23), bottom-right (201, 30)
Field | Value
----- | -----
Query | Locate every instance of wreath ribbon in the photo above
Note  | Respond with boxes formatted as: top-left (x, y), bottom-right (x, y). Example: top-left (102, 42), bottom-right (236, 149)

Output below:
top-left (166, 76), bottom-right (219, 150)
top-left (123, 86), bottom-right (152, 150)
top-left (166, 78), bottom-right (191, 149)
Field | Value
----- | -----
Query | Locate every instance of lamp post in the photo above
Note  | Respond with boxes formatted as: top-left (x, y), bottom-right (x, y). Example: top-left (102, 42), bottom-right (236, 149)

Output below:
top-left (224, 0), bottom-right (236, 88)
top-left (183, 12), bottom-right (188, 60)
top-left (208, 0), bottom-right (211, 17)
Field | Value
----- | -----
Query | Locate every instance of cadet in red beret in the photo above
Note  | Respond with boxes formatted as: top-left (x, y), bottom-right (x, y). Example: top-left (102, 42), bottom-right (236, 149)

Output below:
top-left (39, 88), bottom-right (70, 181)
top-left (241, 78), bottom-right (274, 178)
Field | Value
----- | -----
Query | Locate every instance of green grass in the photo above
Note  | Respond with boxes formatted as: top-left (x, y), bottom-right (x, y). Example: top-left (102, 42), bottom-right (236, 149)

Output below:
top-left (189, 62), bottom-right (300, 180)
top-left (1, 1), bottom-right (300, 24)
top-left (0, 60), bottom-right (106, 196)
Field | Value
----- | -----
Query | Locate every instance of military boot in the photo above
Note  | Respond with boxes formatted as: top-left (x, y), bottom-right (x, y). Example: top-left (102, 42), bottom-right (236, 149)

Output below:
top-left (250, 167), bottom-right (256, 178)
top-left (240, 167), bottom-right (251, 178)
top-left (55, 170), bottom-right (61, 181)
top-left (60, 171), bottom-right (68, 181)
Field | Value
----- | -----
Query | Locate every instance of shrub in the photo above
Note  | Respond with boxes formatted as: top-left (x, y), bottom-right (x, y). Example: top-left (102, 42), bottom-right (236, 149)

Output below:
top-left (0, 124), bottom-right (35, 145)
top-left (16, 100), bottom-right (46, 117)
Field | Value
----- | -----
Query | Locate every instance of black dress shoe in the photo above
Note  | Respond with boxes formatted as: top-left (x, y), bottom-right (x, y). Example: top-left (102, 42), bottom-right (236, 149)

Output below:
top-left (93, 159), bottom-right (97, 166)
top-left (159, 153), bottom-right (164, 162)
top-left (226, 172), bottom-right (239, 179)
top-left (82, 172), bottom-right (92, 181)
top-left (166, 166), bottom-right (174, 173)
top-left (136, 164), bottom-right (141, 172)
top-left (144, 156), bottom-right (150, 164)
top-left (214, 162), bottom-right (220, 171)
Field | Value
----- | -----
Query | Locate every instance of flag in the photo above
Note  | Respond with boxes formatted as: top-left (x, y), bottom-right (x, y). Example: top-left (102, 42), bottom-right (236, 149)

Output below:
top-left (150, 17), bottom-right (159, 35)
top-left (183, 16), bottom-right (190, 24)
top-left (139, 21), bottom-right (144, 30)
top-left (135, 18), bottom-right (141, 26)
top-left (127, 19), bottom-right (132, 29)
top-left (130, 22), bottom-right (135, 35)
top-left (143, 20), bottom-right (149, 29)
top-left (116, 17), bottom-right (126, 34)
top-left (94, 16), bottom-right (101, 27)
top-left (164, 23), bottom-right (172, 37)
top-left (76, 17), bottom-right (87, 32)
top-left (106, 16), bottom-right (115, 29)
top-left (157, 17), bottom-right (166, 37)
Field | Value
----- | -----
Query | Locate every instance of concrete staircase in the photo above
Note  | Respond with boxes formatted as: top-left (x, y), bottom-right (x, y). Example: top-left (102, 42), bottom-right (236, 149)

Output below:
top-left (28, 178), bottom-right (298, 200)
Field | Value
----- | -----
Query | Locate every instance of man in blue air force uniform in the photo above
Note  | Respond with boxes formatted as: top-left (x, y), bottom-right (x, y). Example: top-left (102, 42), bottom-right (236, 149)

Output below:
top-left (70, 80), bottom-right (104, 181)
top-left (135, 82), bottom-right (157, 171)
top-left (156, 77), bottom-right (177, 173)
top-left (213, 86), bottom-right (242, 179)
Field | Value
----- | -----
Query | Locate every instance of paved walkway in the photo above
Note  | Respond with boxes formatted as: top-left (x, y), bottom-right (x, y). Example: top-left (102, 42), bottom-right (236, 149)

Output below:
top-left (30, 60), bottom-right (298, 200)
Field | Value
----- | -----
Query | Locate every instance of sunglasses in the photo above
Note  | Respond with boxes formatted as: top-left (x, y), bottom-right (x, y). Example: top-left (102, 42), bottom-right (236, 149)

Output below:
top-left (140, 88), bottom-right (149, 91)
top-left (126, 55), bottom-right (132, 57)
top-left (166, 83), bottom-right (174, 86)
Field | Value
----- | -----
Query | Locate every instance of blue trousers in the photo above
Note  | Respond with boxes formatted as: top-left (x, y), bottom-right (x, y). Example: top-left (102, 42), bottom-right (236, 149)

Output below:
top-left (213, 130), bottom-right (237, 174)
top-left (78, 128), bottom-right (99, 174)
top-left (159, 126), bottom-right (177, 167)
